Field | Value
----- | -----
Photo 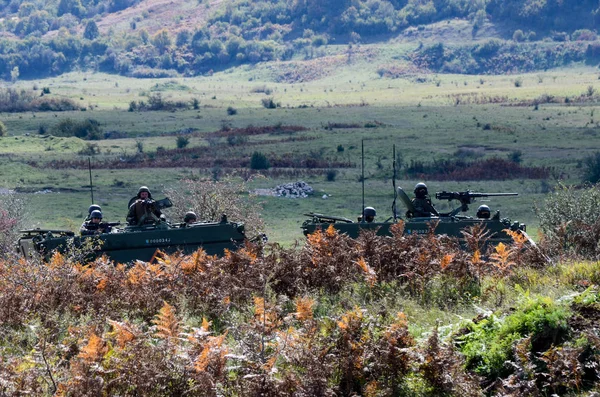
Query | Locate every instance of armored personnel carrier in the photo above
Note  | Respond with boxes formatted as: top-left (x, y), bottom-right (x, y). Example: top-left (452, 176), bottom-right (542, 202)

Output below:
top-left (17, 197), bottom-right (246, 263)
top-left (301, 187), bottom-right (530, 246)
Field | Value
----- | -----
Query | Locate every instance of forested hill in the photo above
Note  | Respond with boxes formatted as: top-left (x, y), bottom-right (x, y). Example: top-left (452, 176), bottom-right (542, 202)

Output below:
top-left (1, 0), bottom-right (600, 80)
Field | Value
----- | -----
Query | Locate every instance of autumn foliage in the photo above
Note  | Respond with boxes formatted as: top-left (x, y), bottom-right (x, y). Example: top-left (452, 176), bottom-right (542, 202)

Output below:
top-left (0, 226), bottom-right (598, 395)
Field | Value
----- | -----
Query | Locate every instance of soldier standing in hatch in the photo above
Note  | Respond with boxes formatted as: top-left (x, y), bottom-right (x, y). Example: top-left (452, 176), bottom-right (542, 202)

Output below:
top-left (411, 182), bottom-right (439, 217)
top-left (127, 186), bottom-right (163, 225)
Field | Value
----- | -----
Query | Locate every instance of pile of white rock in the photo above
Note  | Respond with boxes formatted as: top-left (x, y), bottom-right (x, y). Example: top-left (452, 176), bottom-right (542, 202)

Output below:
top-left (273, 181), bottom-right (314, 198)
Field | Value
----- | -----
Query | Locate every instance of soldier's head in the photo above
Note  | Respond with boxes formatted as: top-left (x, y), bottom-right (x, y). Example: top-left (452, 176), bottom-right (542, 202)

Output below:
top-left (137, 186), bottom-right (151, 199)
top-left (88, 204), bottom-right (102, 215)
top-left (184, 211), bottom-right (197, 224)
top-left (363, 207), bottom-right (376, 223)
top-left (90, 210), bottom-right (103, 223)
top-left (477, 205), bottom-right (491, 219)
top-left (414, 182), bottom-right (428, 199)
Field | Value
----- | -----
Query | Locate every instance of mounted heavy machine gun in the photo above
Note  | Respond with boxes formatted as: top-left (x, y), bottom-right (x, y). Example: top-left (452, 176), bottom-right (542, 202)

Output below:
top-left (435, 191), bottom-right (518, 217)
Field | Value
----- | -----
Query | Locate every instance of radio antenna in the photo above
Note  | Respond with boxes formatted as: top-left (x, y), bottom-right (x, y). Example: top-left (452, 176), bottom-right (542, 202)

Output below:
top-left (392, 144), bottom-right (397, 221)
top-left (88, 157), bottom-right (94, 204)
top-left (361, 139), bottom-right (365, 223)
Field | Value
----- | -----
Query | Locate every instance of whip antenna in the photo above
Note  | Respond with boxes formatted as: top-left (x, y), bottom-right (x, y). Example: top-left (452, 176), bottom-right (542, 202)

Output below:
top-left (361, 139), bottom-right (365, 223)
top-left (392, 144), bottom-right (397, 221)
top-left (88, 157), bottom-right (94, 204)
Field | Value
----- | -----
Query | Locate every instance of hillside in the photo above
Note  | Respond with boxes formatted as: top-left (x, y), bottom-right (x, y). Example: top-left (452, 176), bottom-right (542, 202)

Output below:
top-left (1, 0), bottom-right (600, 80)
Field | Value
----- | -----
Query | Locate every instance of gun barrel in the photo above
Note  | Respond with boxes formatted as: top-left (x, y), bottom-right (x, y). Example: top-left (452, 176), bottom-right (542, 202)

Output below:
top-left (472, 192), bottom-right (518, 197)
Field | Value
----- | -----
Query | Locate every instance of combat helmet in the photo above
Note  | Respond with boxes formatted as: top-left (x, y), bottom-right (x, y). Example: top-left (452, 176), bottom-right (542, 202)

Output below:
top-left (90, 210), bottom-right (103, 220)
top-left (184, 211), bottom-right (197, 223)
top-left (477, 205), bottom-right (491, 219)
top-left (137, 186), bottom-right (152, 198)
top-left (414, 182), bottom-right (428, 199)
top-left (363, 206), bottom-right (376, 222)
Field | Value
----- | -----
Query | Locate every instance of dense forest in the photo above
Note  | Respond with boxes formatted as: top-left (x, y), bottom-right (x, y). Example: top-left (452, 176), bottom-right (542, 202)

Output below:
top-left (0, 0), bottom-right (599, 80)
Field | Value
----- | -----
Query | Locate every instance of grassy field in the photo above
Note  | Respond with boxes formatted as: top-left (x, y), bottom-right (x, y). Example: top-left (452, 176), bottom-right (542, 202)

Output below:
top-left (1, 52), bottom-right (600, 243)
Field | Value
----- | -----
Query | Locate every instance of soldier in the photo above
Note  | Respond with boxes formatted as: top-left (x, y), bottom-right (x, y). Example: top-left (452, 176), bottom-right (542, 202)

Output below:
top-left (411, 182), bottom-right (439, 217)
top-left (85, 204), bottom-right (102, 221)
top-left (363, 207), bottom-right (376, 223)
top-left (477, 205), bottom-right (491, 219)
top-left (182, 211), bottom-right (197, 227)
top-left (80, 210), bottom-right (110, 235)
top-left (127, 186), bottom-right (163, 225)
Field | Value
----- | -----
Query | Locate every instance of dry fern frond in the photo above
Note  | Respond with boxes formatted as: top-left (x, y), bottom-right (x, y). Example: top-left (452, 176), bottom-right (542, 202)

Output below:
top-left (107, 320), bottom-right (137, 349)
top-left (153, 301), bottom-right (180, 340)
top-left (490, 242), bottom-right (516, 274)
top-left (294, 296), bottom-right (315, 322)
top-left (194, 333), bottom-right (228, 374)
top-left (440, 254), bottom-right (454, 270)
top-left (356, 257), bottom-right (377, 287)
top-left (78, 333), bottom-right (107, 363)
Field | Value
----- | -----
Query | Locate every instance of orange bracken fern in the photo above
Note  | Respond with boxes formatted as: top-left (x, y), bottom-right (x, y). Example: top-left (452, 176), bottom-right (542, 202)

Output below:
top-left (153, 301), bottom-right (180, 340)
top-left (295, 296), bottom-right (315, 322)
top-left (78, 333), bottom-right (107, 363)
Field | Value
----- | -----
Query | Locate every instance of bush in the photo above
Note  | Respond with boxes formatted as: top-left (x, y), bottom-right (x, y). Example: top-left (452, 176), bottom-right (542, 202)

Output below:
top-left (326, 169), bottom-right (337, 182)
top-left (176, 135), bottom-right (190, 149)
top-left (227, 106), bottom-right (237, 115)
top-left (51, 118), bottom-right (102, 140)
top-left (250, 151), bottom-right (270, 170)
top-left (0, 121), bottom-right (6, 137)
top-left (536, 183), bottom-right (600, 259)
top-left (261, 97), bottom-right (279, 109)
top-left (457, 295), bottom-right (570, 379)
top-left (512, 29), bottom-right (525, 42)
top-left (508, 150), bottom-right (523, 164)
top-left (583, 151), bottom-right (600, 183)
top-left (164, 178), bottom-right (264, 235)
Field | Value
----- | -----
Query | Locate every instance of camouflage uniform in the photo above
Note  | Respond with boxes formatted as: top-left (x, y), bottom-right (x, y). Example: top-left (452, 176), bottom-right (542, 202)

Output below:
top-left (127, 186), bottom-right (162, 225)
top-left (127, 199), bottom-right (162, 225)
top-left (411, 197), bottom-right (439, 217)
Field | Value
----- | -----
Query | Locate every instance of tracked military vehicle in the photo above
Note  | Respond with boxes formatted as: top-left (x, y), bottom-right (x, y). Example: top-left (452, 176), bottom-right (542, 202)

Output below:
top-left (18, 197), bottom-right (247, 263)
top-left (302, 187), bottom-right (529, 246)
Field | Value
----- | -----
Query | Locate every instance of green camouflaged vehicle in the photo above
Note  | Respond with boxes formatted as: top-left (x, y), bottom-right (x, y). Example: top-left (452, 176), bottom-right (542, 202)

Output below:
top-left (17, 197), bottom-right (247, 263)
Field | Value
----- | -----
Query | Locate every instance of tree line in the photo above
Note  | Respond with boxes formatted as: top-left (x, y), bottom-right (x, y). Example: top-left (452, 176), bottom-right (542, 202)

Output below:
top-left (1, 0), bottom-right (600, 80)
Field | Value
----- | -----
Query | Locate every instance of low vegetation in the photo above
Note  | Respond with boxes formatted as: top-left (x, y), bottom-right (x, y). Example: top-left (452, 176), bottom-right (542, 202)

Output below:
top-left (1, 213), bottom-right (599, 395)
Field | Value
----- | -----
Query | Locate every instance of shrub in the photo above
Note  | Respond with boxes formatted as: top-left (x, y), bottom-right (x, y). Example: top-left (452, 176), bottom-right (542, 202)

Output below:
top-left (227, 106), bottom-right (237, 115)
top-left (457, 295), bottom-right (570, 379)
top-left (0, 121), bottom-right (6, 137)
top-left (572, 29), bottom-right (597, 41)
top-left (164, 178), bottom-right (264, 235)
top-left (583, 152), bottom-right (600, 183)
top-left (250, 151), bottom-right (270, 170)
top-left (326, 169), bottom-right (337, 182)
top-left (51, 118), bottom-right (102, 140)
top-left (176, 135), bottom-right (190, 149)
top-left (512, 29), bottom-right (525, 42)
top-left (337, 144), bottom-right (344, 152)
top-left (508, 150), bottom-right (523, 164)
top-left (536, 183), bottom-right (600, 259)
top-left (261, 97), bottom-right (279, 109)
top-left (514, 77), bottom-right (523, 87)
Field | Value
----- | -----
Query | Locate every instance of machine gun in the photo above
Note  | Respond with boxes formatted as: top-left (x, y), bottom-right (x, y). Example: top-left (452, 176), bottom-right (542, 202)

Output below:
top-left (435, 191), bottom-right (518, 216)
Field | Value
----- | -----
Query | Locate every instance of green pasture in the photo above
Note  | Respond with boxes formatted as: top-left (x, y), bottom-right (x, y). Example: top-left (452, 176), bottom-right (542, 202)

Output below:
top-left (2, 61), bottom-right (600, 244)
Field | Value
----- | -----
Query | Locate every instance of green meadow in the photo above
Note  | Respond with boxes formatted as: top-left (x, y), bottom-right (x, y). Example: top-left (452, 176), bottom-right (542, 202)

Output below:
top-left (2, 55), bottom-right (600, 244)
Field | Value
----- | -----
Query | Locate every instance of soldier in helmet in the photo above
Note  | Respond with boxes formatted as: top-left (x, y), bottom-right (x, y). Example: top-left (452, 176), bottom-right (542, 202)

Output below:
top-left (362, 207), bottom-right (376, 223)
top-left (126, 186), bottom-right (163, 225)
top-left (182, 211), bottom-right (198, 227)
top-left (85, 204), bottom-right (102, 221)
top-left (80, 210), bottom-right (111, 235)
top-left (477, 204), bottom-right (491, 219)
top-left (411, 182), bottom-right (439, 217)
